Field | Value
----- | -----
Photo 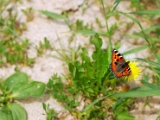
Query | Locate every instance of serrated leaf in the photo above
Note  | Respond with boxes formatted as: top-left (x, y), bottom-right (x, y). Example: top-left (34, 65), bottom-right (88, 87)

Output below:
top-left (90, 33), bottom-right (102, 50)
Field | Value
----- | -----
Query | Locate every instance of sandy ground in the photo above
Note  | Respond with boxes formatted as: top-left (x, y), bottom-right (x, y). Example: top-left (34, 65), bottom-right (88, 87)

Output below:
top-left (1, 0), bottom-right (159, 120)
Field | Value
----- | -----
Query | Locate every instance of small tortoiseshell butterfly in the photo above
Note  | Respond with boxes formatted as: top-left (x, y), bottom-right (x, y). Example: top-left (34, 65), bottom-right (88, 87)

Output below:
top-left (110, 49), bottom-right (131, 78)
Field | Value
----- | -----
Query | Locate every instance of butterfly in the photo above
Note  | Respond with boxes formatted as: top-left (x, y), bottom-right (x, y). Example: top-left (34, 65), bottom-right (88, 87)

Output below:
top-left (110, 49), bottom-right (131, 78)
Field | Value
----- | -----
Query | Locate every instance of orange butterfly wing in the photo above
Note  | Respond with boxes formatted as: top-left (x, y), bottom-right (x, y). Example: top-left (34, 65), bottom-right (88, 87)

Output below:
top-left (110, 49), bottom-right (131, 78)
top-left (115, 66), bottom-right (131, 78)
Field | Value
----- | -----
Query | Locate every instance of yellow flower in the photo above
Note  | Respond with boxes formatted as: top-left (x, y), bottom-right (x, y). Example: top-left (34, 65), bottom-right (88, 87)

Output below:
top-left (127, 61), bottom-right (141, 81)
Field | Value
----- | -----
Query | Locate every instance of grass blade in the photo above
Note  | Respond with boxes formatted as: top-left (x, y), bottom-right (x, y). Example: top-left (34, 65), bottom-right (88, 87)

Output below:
top-left (131, 10), bottom-right (160, 16)
top-left (83, 96), bottom-right (107, 112)
top-left (111, 89), bottom-right (160, 97)
top-left (73, 30), bottom-right (108, 36)
top-left (38, 10), bottom-right (65, 19)
top-left (73, 30), bottom-right (96, 36)
top-left (123, 45), bottom-right (148, 55)
top-left (119, 11), bottom-right (150, 45)
top-left (137, 58), bottom-right (160, 67)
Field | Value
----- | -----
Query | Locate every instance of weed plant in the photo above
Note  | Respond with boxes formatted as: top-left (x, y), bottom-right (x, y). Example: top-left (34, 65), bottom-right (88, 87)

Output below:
top-left (0, 0), bottom-right (160, 120)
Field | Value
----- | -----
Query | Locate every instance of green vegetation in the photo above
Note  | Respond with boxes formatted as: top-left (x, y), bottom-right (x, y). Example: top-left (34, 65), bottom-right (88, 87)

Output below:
top-left (47, 34), bottom-right (135, 119)
top-left (0, 0), bottom-right (34, 66)
top-left (43, 103), bottom-right (56, 120)
top-left (0, 72), bottom-right (45, 120)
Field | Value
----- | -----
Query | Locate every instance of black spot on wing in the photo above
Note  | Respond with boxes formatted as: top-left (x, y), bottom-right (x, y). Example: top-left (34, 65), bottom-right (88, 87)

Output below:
top-left (113, 49), bottom-right (118, 53)
top-left (117, 53), bottom-right (121, 56)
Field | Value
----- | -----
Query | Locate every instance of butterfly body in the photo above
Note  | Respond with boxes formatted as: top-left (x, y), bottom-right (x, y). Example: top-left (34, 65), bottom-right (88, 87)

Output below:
top-left (110, 49), bottom-right (131, 78)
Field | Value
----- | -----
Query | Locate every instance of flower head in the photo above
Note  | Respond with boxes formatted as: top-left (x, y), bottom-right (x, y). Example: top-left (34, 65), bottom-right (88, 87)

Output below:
top-left (127, 61), bottom-right (141, 81)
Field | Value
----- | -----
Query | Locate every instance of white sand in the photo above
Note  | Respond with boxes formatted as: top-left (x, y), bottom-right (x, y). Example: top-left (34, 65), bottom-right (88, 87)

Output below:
top-left (1, 0), bottom-right (159, 120)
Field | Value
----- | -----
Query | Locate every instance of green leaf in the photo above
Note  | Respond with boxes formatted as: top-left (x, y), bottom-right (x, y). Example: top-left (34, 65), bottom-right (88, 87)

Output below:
top-left (42, 103), bottom-right (56, 120)
top-left (112, 97), bottom-right (124, 110)
top-left (83, 96), bottom-right (106, 112)
top-left (138, 58), bottom-right (160, 68)
top-left (123, 45), bottom-right (149, 55)
top-left (115, 112), bottom-right (135, 120)
top-left (0, 109), bottom-right (12, 120)
top-left (83, 85), bottom-right (160, 112)
top-left (90, 34), bottom-right (109, 83)
top-left (4, 72), bottom-right (28, 91)
top-left (119, 11), bottom-right (150, 45)
top-left (73, 30), bottom-right (108, 36)
top-left (106, 45), bottom-right (112, 63)
top-left (11, 81), bottom-right (46, 99)
top-left (0, 103), bottom-right (26, 120)
top-left (131, 10), bottom-right (160, 16)
top-left (90, 33), bottom-right (102, 50)
top-left (73, 30), bottom-right (96, 36)
top-left (81, 48), bottom-right (91, 63)
top-left (39, 10), bottom-right (65, 19)
top-left (156, 50), bottom-right (160, 61)
top-left (111, 89), bottom-right (160, 98)
top-left (3, 72), bottom-right (46, 99)
top-left (138, 25), bottom-right (160, 34)
top-left (141, 81), bottom-right (160, 90)
top-left (8, 103), bottom-right (26, 120)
